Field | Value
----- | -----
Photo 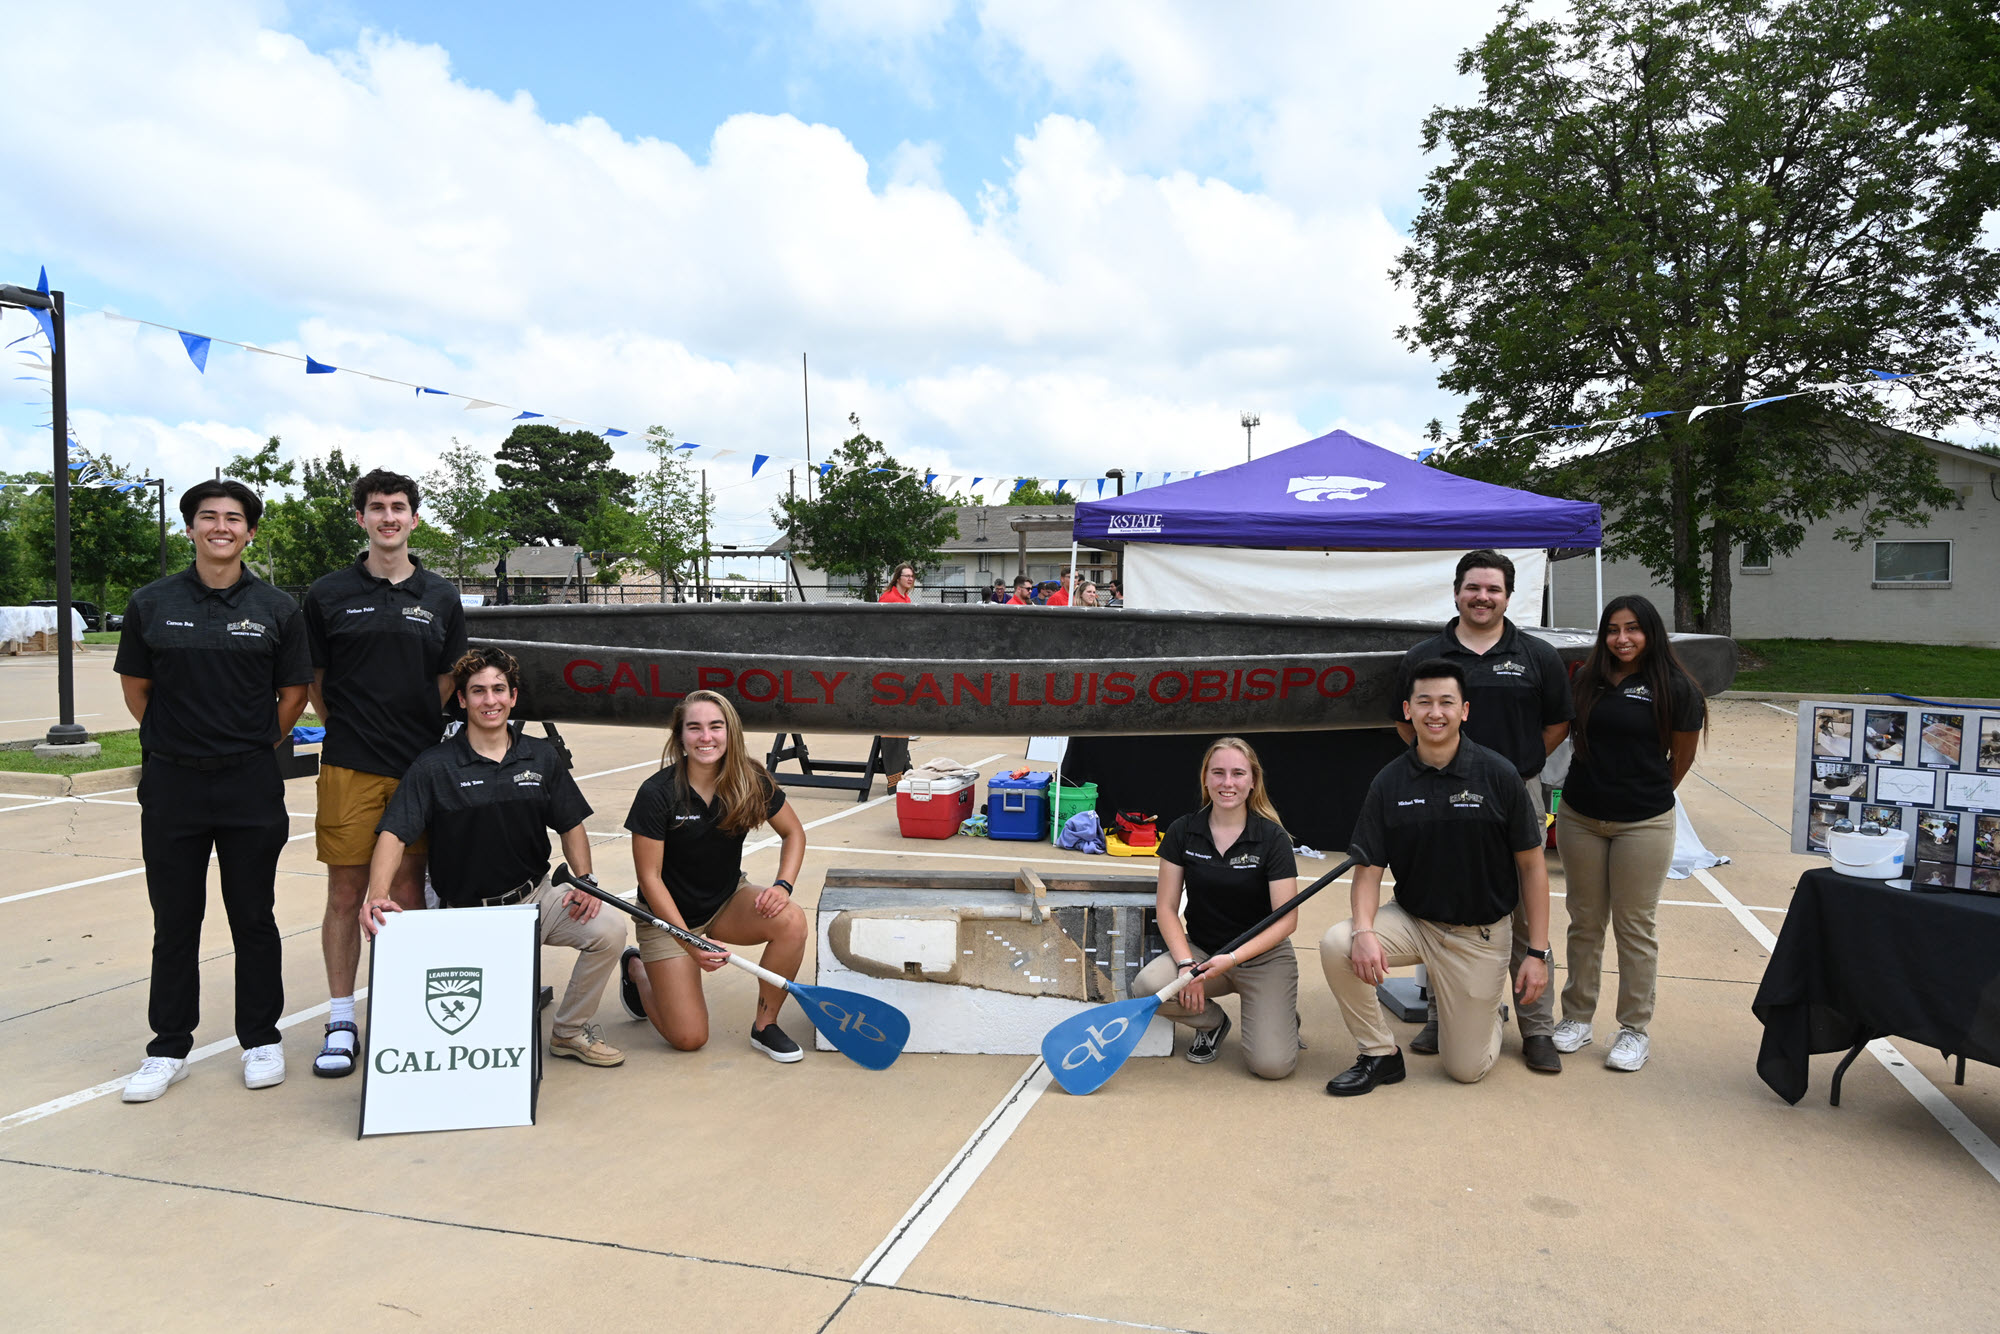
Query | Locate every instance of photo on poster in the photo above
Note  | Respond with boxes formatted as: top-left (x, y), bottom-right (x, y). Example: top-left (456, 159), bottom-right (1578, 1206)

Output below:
top-left (1916, 809), bottom-right (1961, 863)
top-left (1981, 717), bottom-right (2000, 774)
top-left (1945, 771), bottom-right (2000, 813)
top-left (1860, 805), bottom-right (1904, 832)
top-left (1807, 800), bottom-right (1847, 853)
top-left (1913, 860), bottom-right (1962, 889)
top-left (1975, 814), bottom-right (2000, 868)
top-left (1920, 713), bottom-right (1965, 768)
top-left (1812, 707), bottom-right (1855, 758)
top-left (1863, 710), bottom-right (1908, 763)
top-left (1810, 761), bottom-right (1869, 799)
top-left (1870, 766), bottom-right (1937, 808)
top-left (1973, 867), bottom-right (2000, 896)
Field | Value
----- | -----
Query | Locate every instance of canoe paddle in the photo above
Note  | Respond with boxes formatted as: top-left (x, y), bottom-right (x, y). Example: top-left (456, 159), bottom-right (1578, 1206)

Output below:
top-left (1040, 854), bottom-right (1359, 1095)
top-left (552, 864), bottom-right (911, 1070)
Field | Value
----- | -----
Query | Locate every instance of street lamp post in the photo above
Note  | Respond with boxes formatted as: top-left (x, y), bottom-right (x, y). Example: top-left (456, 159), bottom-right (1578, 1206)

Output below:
top-left (1240, 411), bottom-right (1260, 461)
top-left (0, 281), bottom-right (94, 755)
top-left (1102, 468), bottom-right (1127, 595)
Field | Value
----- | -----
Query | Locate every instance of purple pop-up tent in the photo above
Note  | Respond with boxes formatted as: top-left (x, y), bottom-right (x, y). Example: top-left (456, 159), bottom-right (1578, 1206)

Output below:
top-left (1074, 430), bottom-right (1601, 549)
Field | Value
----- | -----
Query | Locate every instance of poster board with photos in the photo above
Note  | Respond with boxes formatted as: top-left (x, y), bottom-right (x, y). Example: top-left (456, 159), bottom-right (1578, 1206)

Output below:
top-left (1794, 700), bottom-right (2000, 893)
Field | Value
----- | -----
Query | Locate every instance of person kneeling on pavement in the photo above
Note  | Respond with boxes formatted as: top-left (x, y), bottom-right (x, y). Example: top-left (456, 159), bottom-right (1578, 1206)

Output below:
top-left (1319, 659), bottom-right (1552, 1095)
top-left (361, 647), bottom-right (627, 1068)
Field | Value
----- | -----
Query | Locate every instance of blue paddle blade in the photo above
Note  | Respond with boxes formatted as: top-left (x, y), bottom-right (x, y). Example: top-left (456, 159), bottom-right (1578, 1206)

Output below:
top-left (787, 981), bottom-right (911, 1070)
top-left (1041, 994), bottom-right (1165, 1095)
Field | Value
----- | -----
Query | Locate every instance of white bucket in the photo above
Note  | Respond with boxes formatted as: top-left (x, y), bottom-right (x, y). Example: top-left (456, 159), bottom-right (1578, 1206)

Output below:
top-left (1828, 829), bottom-right (1908, 879)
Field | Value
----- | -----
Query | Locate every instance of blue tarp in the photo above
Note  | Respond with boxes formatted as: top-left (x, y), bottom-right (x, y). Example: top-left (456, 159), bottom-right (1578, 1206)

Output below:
top-left (1073, 430), bottom-right (1601, 550)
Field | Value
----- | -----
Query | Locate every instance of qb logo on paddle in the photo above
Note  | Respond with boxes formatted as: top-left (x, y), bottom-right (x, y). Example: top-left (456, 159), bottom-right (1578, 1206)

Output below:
top-left (426, 967), bottom-right (482, 1035)
top-left (1061, 1016), bottom-right (1131, 1070)
top-left (815, 998), bottom-right (888, 1044)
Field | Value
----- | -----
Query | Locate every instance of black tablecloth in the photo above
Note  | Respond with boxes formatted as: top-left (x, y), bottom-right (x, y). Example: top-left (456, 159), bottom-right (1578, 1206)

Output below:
top-left (1752, 868), bottom-right (2000, 1104)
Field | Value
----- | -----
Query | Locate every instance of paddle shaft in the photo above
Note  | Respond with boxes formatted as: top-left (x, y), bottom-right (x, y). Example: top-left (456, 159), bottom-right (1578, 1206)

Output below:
top-left (553, 865), bottom-right (788, 989)
top-left (1155, 854), bottom-right (1358, 1004)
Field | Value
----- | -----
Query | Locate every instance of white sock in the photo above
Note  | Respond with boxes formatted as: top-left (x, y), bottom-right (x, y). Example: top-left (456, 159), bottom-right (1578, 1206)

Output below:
top-left (319, 997), bottom-right (357, 1062)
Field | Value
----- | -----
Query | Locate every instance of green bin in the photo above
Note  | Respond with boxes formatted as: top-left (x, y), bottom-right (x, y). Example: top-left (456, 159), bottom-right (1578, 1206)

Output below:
top-left (1050, 781), bottom-right (1099, 840)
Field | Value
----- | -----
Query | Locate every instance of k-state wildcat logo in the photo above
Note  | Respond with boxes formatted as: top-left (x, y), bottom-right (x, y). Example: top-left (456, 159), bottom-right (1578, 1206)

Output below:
top-left (1288, 475), bottom-right (1385, 502)
top-left (1107, 513), bottom-right (1164, 535)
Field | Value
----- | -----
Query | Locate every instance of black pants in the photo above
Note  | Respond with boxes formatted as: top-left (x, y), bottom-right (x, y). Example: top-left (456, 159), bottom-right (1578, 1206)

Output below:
top-left (139, 752), bottom-right (290, 1058)
top-left (878, 736), bottom-right (912, 775)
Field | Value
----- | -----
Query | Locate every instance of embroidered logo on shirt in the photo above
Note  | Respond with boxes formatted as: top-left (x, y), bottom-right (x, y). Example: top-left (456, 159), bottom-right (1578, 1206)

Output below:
top-left (512, 769), bottom-right (542, 786)
top-left (1229, 854), bottom-right (1261, 868)
top-left (1396, 798), bottom-right (1426, 807)
top-left (1184, 850), bottom-right (1213, 859)
top-left (402, 605), bottom-right (436, 624)
top-left (1625, 684), bottom-right (1653, 701)
top-left (344, 607), bottom-right (374, 615)
top-left (458, 779), bottom-right (484, 787)
top-left (1449, 789), bottom-right (1486, 809)
top-left (1487, 659), bottom-right (1527, 677)
top-left (673, 814), bottom-right (704, 822)
top-left (165, 619), bottom-right (194, 628)
top-left (227, 618), bottom-right (268, 637)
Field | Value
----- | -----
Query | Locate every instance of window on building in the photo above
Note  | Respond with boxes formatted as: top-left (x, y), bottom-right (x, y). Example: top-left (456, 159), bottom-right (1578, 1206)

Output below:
top-left (1873, 540), bottom-right (1952, 585)
top-left (1741, 536), bottom-right (1772, 573)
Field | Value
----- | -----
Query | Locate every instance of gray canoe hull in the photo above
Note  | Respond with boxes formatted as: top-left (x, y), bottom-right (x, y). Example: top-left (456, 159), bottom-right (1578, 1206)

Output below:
top-left (467, 602), bottom-right (1735, 736)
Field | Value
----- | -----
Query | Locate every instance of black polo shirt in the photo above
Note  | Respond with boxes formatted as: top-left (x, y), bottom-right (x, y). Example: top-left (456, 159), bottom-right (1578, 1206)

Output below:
top-left (623, 764), bottom-right (787, 925)
top-left (1158, 810), bottom-right (1298, 953)
top-left (304, 554), bottom-right (468, 778)
top-left (1563, 673), bottom-right (1705, 823)
top-left (1391, 617), bottom-right (1573, 778)
top-left (377, 729), bottom-right (591, 907)
top-left (1348, 737), bottom-right (1544, 926)
top-left (113, 564), bottom-right (313, 760)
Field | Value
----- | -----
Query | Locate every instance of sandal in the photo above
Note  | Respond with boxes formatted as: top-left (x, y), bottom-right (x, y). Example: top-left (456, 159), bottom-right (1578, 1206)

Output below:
top-left (313, 1020), bottom-right (361, 1078)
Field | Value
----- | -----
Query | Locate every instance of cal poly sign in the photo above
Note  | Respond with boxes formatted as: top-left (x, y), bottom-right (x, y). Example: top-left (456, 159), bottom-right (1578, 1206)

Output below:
top-left (360, 905), bottom-right (541, 1137)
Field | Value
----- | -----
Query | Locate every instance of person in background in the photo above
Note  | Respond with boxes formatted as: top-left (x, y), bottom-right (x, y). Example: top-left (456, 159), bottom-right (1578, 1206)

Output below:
top-left (1045, 567), bottom-right (1072, 606)
top-left (879, 561), bottom-right (917, 604)
top-left (115, 480), bottom-right (312, 1103)
top-left (1007, 575), bottom-right (1035, 605)
top-left (1128, 738), bottom-right (1303, 1078)
top-left (1550, 596), bottom-right (1707, 1073)
top-left (875, 561), bottom-right (917, 782)
top-left (1077, 581), bottom-right (1101, 607)
top-left (987, 579), bottom-right (1007, 604)
top-left (1392, 549), bottom-right (1571, 1074)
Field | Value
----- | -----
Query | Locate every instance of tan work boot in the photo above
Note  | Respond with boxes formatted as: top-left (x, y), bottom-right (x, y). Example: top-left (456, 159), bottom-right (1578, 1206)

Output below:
top-left (551, 1024), bottom-right (624, 1067)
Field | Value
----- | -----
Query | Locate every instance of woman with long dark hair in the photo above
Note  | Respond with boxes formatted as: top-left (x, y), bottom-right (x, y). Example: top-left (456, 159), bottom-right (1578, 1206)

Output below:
top-left (1552, 595), bottom-right (1706, 1072)
top-left (1128, 737), bottom-right (1302, 1078)
top-left (617, 689), bottom-right (811, 1062)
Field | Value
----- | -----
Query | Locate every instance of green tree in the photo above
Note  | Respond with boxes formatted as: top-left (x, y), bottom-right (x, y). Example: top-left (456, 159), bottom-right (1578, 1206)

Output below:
top-left (772, 427), bottom-right (957, 599)
top-left (1000, 481), bottom-right (1076, 505)
top-left (492, 425), bottom-right (633, 547)
top-left (421, 438), bottom-right (512, 580)
top-left (224, 435), bottom-right (297, 581)
top-left (622, 426), bottom-right (711, 598)
top-left (0, 473), bottom-right (37, 603)
top-left (20, 458), bottom-right (160, 609)
top-left (253, 446), bottom-right (363, 586)
top-left (1394, 0), bottom-right (2000, 633)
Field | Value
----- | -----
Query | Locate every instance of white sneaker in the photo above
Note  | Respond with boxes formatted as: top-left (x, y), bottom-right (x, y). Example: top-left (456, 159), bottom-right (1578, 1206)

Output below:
top-left (1551, 1019), bottom-right (1594, 1053)
top-left (122, 1055), bottom-right (189, 1103)
top-left (242, 1043), bottom-right (287, 1089)
top-left (1605, 1029), bottom-right (1650, 1072)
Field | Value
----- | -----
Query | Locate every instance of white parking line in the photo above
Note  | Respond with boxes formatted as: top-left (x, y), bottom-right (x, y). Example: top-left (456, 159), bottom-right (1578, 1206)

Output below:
top-left (0, 713), bottom-right (104, 726)
top-left (1692, 866), bottom-right (2000, 1184)
top-left (0, 992), bottom-right (364, 1134)
top-left (0, 830), bottom-right (317, 906)
top-left (855, 1057), bottom-right (1054, 1286)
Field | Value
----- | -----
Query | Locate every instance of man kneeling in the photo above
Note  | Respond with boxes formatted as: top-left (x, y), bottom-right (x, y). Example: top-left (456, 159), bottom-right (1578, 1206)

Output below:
top-left (362, 647), bottom-right (627, 1068)
top-left (1320, 659), bottom-right (1552, 1094)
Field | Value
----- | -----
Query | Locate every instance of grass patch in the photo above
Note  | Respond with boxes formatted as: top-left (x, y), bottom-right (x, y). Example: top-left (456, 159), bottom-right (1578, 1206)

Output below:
top-left (82, 631), bottom-right (120, 644)
top-left (1733, 639), bottom-right (2000, 699)
top-left (0, 729), bottom-right (145, 773)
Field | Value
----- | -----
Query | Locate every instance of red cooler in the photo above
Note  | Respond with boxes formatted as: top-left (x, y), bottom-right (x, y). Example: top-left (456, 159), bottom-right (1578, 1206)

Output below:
top-left (896, 771), bottom-right (978, 839)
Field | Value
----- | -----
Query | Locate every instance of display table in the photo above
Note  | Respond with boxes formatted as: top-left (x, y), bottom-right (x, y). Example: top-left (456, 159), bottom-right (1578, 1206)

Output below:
top-left (1752, 868), bottom-right (2000, 1105)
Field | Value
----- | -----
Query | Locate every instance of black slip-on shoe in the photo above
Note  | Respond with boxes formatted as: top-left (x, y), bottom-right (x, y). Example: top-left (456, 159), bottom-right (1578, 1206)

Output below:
top-left (618, 946), bottom-right (645, 1022)
top-left (1185, 1010), bottom-right (1231, 1064)
top-left (1409, 1019), bottom-right (1440, 1056)
top-left (1326, 1050), bottom-right (1406, 1097)
top-left (751, 1022), bottom-right (804, 1063)
top-left (1522, 1034), bottom-right (1563, 1074)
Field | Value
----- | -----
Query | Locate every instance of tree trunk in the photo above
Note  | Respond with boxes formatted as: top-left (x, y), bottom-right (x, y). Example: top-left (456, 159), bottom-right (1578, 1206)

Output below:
top-left (1703, 519), bottom-right (1733, 637)
top-left (1669, 427), bottom-right (1701, 632)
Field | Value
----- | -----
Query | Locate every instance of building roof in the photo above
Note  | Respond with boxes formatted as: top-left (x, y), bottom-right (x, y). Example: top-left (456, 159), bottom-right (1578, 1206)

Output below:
top-left (762, 506), bottom-right (1096, 557)
top-left (478, 545), bottom-right (599, 579)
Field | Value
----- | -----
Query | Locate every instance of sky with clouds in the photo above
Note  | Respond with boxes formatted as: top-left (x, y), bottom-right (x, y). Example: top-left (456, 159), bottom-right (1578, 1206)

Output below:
top-left (1, 0), bottom-right (1515, 554)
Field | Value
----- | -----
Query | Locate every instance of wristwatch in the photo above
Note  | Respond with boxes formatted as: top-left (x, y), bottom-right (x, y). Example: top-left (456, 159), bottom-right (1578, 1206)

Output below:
top-left (1522, 945), bottom-right (1554, 964)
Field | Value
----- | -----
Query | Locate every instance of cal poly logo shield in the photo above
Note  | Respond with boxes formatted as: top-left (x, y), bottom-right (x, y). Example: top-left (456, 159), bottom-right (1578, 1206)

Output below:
top-left (426, 967), bottom-right (482, 1035)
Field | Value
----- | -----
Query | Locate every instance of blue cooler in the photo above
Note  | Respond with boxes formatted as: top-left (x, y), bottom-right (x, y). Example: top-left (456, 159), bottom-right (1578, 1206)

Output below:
top-left (987, 772), bottom-right (1053, 841)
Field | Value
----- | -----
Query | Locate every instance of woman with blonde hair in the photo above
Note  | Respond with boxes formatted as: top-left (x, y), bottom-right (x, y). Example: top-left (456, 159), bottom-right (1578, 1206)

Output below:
top-left (1128, 737), bottom-right (1302, 1078)
top-left (617, 689), bottom-right (811, 1062)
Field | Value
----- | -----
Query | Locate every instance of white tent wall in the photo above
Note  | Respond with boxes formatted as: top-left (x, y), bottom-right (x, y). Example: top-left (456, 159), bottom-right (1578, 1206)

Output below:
top-left (1123, 545), bottom-right (1549, 624)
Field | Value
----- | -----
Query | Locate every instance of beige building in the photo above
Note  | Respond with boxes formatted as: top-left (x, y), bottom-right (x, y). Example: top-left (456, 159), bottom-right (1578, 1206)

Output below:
top-left (765, 506), bottom-right (1115, 600)
top-left (1549, 435), bottom-right (2000, 647)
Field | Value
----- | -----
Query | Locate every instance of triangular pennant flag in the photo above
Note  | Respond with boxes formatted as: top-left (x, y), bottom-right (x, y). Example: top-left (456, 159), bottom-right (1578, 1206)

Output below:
top-left (1012, 478), bottom-right (1031, 493)
top-left (305, 356), bottom-right (336, 374)
top-left (677, 442), bottom-right (698, 451)
top-left (710, 449), bottom-right (736, 459)
top-left (603, 427), bottom-right (627, 436)
top-left (1634, 410), bottom-right (1674, 420)
top-left (1688, 405), bottom-right (1719, 421)
top-left (513, 411), bottom-right (543, 420)
top-left (27, 267), bottom-right (55, 346)
top-left (1416, 447), bottom-right (1437, 462)
top-left (1096, 479), bottom-right (1106, 497)
top-left (1743, 395), bottom-right (1790, 411)
top-left (819, 463), bottom-right (833, 477)
top-left (177, 331), bottom-right (211, 373)
top-left (1866, 369), bottom-right (1909, 380)
top-left (1056, 479), bottom-right (1068, 493)
top-left (751, 455), bottom-right (769, 477)
top-left (420, 386), bottom-right (448, 395)
top-left (970, 477), bottom-right (984, 487)
top-left (463, 399), bottom-right (498, 410)
top-left (924, 472), bottom-right (937, 487)
top-left (1134, 472), bottom-right (1144, 486)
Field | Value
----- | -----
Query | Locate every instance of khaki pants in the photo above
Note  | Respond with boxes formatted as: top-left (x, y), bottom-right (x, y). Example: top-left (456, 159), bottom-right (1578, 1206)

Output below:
top-left (1131, 944), bottom-right (1299, 1080)
top-left (1427, 775), bottom-right (1552, 1039)
top-left (1555, 805), bottom-right (1675, 1034)
top-left (524, 875), bottom-right (628, 1040)
top-left (1321, 903), bottom-right (1512, 1084)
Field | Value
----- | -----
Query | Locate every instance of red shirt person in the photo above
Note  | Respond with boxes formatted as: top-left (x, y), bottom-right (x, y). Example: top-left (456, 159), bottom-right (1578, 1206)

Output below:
top-left (1006, 575), bottom-right (1035, 605)
top-left (879, 562), bottom-right (916, 603)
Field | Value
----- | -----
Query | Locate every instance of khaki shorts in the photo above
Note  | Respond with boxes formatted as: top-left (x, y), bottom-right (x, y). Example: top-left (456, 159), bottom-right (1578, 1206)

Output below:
top-left (636, 874), bottom-right (752, 963)
top-left (315, 764), bottom-right (427, 865)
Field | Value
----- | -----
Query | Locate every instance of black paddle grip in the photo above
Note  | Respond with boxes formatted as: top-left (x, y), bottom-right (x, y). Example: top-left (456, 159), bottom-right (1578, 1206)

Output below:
top-left (1198, 855), bottom-right (1360, 972)
top-left (552, 863), bottom-right (726, 955)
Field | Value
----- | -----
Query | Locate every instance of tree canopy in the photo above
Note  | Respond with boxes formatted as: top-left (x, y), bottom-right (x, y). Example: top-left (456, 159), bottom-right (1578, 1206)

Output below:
top-left (772, 428), bottom-right (957, 599)
top-left (492, 424), bottom-right (632, 547)
top-left (1396, 0), bottom-right (2000, 632)
top-left (620, 426), bottom-right (711, 597)
top-left (18, 456), bottom-right (163, 608)
top-left (421, 438), bottom-right (512, 580)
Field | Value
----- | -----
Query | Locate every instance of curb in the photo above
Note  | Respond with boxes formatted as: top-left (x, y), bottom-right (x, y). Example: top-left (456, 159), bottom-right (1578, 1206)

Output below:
top-left (1720, 690), bottom-right (2000, 708)
top-left (0, 765), bottom-right (144, 798)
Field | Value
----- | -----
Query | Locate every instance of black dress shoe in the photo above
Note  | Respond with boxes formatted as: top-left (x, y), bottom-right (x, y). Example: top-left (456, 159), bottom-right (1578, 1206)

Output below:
top-left (1409, 1019), bottom-right (1440, 1056)
top-left (1326, 1050), bottom-right (1406, 1097)
top-left (1522, 1034), bottom-right (1563, 1073)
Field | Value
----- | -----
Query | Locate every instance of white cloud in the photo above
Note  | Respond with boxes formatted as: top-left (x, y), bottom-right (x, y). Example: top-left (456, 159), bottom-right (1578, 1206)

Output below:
top-left (0, 0), bottom-right (1471, 541)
